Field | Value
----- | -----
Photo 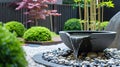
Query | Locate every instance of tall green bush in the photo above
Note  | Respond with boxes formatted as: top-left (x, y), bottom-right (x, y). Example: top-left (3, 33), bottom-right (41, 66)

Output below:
top-left (23, 26), bottom-right (52, 41)
top-left (4, 21), bottom-right (26, 37)
top-left (64, 18), bottom-right (82, 30)
top-left (0, 26), bottom-right (27, 67)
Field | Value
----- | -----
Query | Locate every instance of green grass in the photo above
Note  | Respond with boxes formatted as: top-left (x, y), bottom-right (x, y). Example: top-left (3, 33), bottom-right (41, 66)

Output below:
top-left (51, 32), bottom-right (59, 37)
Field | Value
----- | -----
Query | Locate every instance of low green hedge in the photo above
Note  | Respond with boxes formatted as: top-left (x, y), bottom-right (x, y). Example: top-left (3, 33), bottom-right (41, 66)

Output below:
top-left (23, 26), bottom-right (52, 41)
top-left (4, 21), bottom-right (26, 37)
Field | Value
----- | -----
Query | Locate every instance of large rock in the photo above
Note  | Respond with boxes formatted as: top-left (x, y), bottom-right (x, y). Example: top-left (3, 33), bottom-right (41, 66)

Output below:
top-left (106, 11), bottom-right (120, 49)
top-left (106, 11), bottom-right (120, 31)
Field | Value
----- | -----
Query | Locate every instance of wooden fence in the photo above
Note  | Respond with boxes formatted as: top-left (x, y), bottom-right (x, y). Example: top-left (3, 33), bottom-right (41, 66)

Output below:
top-left (0, 1), bottom-right (78, 33)
top-left (0, 0), bottom-right (120, 33)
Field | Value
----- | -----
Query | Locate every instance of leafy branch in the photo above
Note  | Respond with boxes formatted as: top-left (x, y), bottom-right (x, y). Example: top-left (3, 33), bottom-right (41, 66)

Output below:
top-left (15, 0), bottom-right (61, 25)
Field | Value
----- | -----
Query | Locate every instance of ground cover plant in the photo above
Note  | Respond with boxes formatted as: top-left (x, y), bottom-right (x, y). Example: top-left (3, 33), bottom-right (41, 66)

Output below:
top-left (51, 32), bottom-right (59, 37)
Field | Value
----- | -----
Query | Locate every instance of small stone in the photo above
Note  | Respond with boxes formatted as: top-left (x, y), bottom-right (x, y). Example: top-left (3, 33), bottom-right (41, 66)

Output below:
top-left (107, 58), bottom-right (115, 65)
top-left (89, 64), bottom-right (94, 67)
top-left (82, 64), bottom-right (91, 67)
top-left (97, 57), bottom-right (101, 59)
top-left (59, 59), bottom-right (66, 61)
top-left (85, 57), bottom-right (91, 61)
top-left (94, 58), bottom-right (101, 64)
top-left (69, 60), bottom-right (76, 65)
top-left (91, 62), bottom-right (96, 66)
top-left (98, 52), bottom-right (104, 57)
top-left (99, 63), bottom-right (106, 67)
top-left (111, 65), bottom-right (116, 67)
top-left (82, 61), bottom-right (90, 64)
top-left (67, 55), bottom-right (74, 60)
top-left (58, 56), bottom-right (63, 59)
top-left (58, 48), bottom-right (61, 51)
top-left (61, 52), bottom-right (69, 57)
top-left (73, 62), bottom-right (79, 66)
top-left (50, 60), bottom-right (56, 63)
top-left (64, 60), bottom-right (70, 65)
top-left (100, 59), bottom-right (107, 64)
top-left (104, 48), bottom-right (117, 53)
top-left (59, 61), bottom-right (65, 64)
top-left (94, 64), bottom-right (99, 67)
top-left (67, 50), bottom-right (73, 53)
top-left (66, 57), bottom-right (71, 60)
top-left (47, 53), bottom-right (54, 57)
top-left (90, 59), bottom-right (94, 62)
top-left (87, 52), bottom-right (98, 58)
top-left (81, 52), bottom-right (88, 57)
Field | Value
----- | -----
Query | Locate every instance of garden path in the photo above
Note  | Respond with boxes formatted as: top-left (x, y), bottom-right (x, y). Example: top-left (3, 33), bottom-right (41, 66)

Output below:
top-left (23, 43), bottom-right (69, 67)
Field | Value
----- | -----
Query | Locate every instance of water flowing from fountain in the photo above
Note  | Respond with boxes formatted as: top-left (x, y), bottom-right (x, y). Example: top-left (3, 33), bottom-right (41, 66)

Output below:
top-left (66, 33), bottom-right (90, 66)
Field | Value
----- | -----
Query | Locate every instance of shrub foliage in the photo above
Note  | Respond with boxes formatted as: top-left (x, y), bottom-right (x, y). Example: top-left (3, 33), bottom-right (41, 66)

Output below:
top-left (64, 18), bottom-right (82, 30)
top-left (23, 26), bottom-right (52, 41)
top-left (100, 21), bottom-right (109, 30)
top-left (4, 21), bottom-right (25, 37)
top-left (0, 26), bottom-right (27, 67)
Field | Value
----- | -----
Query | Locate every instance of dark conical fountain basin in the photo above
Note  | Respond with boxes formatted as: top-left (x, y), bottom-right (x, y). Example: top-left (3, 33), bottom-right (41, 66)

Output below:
top-left (59, 31), bottom-right (116, 52)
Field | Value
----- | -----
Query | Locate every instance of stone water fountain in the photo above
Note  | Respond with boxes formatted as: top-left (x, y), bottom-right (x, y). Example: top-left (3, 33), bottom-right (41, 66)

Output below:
top-left (33, 30), bottom-right (120, 67)
top-left (33, 12), bottom-right (120, 67)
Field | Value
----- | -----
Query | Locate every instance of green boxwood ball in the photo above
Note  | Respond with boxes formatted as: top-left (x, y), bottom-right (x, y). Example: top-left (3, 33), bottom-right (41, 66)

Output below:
top-left (64, 18), bottom-right (82, 30)
top-left (23, 26), bottom-right (52, 41)
top-left (4, 21), bottom-right (26, 37)
top-left (0, 26), bottom-right (27, 67)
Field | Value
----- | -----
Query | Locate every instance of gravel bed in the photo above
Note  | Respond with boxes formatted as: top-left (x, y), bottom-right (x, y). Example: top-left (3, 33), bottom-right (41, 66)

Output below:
top-left (22, 43), bottom-right (69, 67)
top-left (23, 43), bottom-right (120, 67)
top-left (42, 48), bottom-right (120, 67)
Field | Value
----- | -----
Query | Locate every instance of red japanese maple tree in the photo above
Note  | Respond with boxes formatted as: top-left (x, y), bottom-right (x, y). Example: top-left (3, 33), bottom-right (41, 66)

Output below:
top-left (16, 0), bottom-right (61, 25)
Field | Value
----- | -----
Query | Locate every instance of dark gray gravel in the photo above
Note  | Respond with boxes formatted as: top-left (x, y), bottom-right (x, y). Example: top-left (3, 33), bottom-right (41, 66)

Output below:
top-left (41, 48), bottom-right (120, 67)
top-left (23, 43), bottom-right (120, 67)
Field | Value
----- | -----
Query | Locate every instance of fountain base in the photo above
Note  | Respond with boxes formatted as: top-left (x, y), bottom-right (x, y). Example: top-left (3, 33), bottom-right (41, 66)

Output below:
top-left (33, 48), bottom-right (120, 67)
top-left (33, 53), bottom-right (69, 67)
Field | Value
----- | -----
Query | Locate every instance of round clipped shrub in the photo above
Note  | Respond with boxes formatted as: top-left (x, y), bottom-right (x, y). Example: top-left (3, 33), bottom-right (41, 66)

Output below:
top-left (64, 18), bottom-right (82, 30)
top-left (4, 21), bottom-right (26, 37)
top-left (0, 26), bottom-right (27, 67)
top-left (23, 26), bottom-right (52, 41)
